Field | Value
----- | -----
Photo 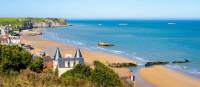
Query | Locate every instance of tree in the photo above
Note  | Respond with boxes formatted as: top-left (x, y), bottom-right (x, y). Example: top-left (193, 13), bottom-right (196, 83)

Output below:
top-left (61, 61), bottom-right (123, 87)
top-left (29, 57), bottom-right (43, 73)
top-left (90, 61), bottom-right (122, 87)
top-left (61, 64), bottom-right (92, 79)
top-left (0, 45), bottom-right (32, 72)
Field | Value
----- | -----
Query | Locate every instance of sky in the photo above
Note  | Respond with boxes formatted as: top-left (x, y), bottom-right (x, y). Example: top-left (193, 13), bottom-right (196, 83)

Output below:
top-left (0, 0), bottom-right (200, 19)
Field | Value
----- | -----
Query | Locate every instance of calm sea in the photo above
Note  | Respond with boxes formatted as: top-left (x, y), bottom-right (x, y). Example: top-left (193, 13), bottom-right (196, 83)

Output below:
top-left (41, 20), bottom-right (200, 76)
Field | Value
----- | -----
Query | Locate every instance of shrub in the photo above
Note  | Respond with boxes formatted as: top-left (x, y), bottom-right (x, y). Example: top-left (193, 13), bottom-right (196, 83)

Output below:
top-left (90, 61), bottom-right (122, 87)
top-left (0, 45), bottom-right (32, 72)
top-left (29, 57), bottom-right (44, 73)
top-left (62, 61), bottom-right (123, 87)
top-left (61, 64), bottom-right (92, 79)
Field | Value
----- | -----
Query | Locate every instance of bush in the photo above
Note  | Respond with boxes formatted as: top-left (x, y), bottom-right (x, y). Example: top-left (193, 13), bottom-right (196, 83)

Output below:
top-left (0, 45), bottom-right (32, 72)
top-left (29, 57), bottom-right (44, 73)
top-left (62, 61), bottom-right (123, 87)
top-left (60, 76), bottom-right (95, 87)
top-left (90, 61), bottom-right (122, 87)
top-left (61, 64), bottom-right (92, 79)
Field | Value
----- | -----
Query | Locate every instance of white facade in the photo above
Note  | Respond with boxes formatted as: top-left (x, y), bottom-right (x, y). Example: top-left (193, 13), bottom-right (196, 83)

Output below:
top-left (58, 68), bottom-right (73, 76)
top-left (0, 26), bottom-right (20, 45)
top-left (53, 58), bottom-right (76, 77)
top-left (53, 60), bottom-right (58, 70)
top-left (53, 48), bottom-right (84, 77)
top-left (10, 36), bottom-right (20, 44)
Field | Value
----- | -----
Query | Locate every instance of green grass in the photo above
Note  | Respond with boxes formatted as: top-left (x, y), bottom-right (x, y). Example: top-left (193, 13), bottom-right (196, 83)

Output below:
top-left (0, 17), bottom-right (66, 26)
top-left (0, 69), bottom-right (96, 87)
top-left (0, 18), bottom-right (26, 26)
top-left (29, 18), bottom-right (48, 22)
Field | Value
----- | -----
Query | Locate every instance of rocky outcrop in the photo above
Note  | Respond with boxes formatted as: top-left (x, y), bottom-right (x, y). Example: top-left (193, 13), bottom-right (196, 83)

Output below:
top-left (31, 18), bottom-right (67, 28)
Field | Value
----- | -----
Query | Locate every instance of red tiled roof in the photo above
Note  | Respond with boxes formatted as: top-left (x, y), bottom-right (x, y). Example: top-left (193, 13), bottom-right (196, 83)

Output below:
top-left (0, 35), bottom-right (9, 42)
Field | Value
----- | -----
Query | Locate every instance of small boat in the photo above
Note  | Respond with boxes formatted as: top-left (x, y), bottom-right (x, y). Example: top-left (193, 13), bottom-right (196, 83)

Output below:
top-left (119, 23), bottom-right (128, 26)
top-left (98, 42), bottom-right (114, 47)
top-left (98, 24), bottom-right (102, 26)
top-left (168, 23), bottom-right (176, 25)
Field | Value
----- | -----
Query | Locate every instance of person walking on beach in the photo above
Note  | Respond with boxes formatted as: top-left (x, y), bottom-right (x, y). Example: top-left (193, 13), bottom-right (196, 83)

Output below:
top-left (129, 71), bottom-right (135, 81)
top-left (129, 71), bottom-right (135, 86)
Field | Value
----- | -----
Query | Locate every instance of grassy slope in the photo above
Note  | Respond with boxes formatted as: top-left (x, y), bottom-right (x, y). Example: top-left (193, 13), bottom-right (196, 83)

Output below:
top-left (0, 18), bottom-right (26, 26)
top-left (0, 18), bottom-right (66, 26)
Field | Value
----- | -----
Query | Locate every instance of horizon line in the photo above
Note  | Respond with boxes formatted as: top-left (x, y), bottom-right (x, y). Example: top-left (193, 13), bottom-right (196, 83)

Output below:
top-left (0, 17), bottom-right (200, 20)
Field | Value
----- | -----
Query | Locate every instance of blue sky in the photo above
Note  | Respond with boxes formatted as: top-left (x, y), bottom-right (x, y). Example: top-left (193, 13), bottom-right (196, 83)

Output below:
top-left (0, 0), bottom-right (200, 19)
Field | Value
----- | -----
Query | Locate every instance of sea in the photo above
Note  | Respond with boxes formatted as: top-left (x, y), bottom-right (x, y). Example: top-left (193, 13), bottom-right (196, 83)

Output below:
top-left (41, 20), bottom-right (200, 77)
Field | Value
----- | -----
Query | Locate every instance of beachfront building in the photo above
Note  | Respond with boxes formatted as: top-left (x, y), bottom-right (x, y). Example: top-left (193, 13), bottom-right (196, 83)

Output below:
top-left (10, 36), bottom-right (20, 44)
top-left (5, 24), bottom-right (13, 33)
top-left (53, 48), bottom-right (84, 76)
top-left (0, 27), bottom-right (10, 45)
top-left (0, 26), bottom-right (21, 45)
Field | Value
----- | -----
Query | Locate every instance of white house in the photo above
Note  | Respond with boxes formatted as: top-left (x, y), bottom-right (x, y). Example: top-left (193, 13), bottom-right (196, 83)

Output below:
top-left (0, 26), bottom-right (21, 45)
top-left (53, 48), bottom-right (84, 76)
top-left (10, 36), bottom-right (20, 44)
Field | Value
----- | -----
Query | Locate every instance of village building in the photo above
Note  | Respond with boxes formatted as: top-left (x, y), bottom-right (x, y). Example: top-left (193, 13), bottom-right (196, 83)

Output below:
top-left (43, 56), bottom-right (53, 69)
top-left (0, 26), bottom-right (10, 45)
top-left (0, 26), bottom-right (21, 45)
top-left (10, 36), bottom-right (20, 44)
top-left (4, 24), bottom-right (13, 33)
top-left (53, 48), bottom-right (84, 76)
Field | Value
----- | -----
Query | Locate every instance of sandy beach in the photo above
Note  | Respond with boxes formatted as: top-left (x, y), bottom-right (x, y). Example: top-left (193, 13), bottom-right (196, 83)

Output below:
top-left (20, 30), bottom-right (136, 78)
top-left (21, 29), bottom-right (200, 87)
top-left (140, 66), bottom-right (200, 87)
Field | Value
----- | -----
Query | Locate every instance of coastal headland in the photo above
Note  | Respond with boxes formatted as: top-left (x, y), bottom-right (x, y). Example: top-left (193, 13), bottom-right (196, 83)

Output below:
top-left (0, 17), bottom-right (67, 28)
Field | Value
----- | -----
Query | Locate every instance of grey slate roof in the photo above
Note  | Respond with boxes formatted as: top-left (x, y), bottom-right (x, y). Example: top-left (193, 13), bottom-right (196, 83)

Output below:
top-left (54, 48), bottom-right (62, 61)
top-left (74, 48), bottom-right (83, 58)
top-left (54, 48), bottom-right (84, 68)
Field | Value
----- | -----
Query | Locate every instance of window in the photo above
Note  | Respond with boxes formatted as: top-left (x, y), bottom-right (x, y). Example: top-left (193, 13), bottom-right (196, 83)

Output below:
top-left (68, 61), bottom-right (70, 67)
top-left (65, 61), bottom-right (68, 67)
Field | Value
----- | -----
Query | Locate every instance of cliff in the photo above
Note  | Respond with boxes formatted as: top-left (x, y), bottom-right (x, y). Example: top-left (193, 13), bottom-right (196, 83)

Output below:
top-left (0, 18), bottom-right (67, 28)
top-left (30, 18), bottom-right (67, 28)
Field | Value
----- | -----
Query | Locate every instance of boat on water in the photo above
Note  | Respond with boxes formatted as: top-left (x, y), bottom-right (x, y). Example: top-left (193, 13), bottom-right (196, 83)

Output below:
top-left (168, 23), bottom-right (176, 25)
top-left (98, 42), bottom-right (114, 47)
top-left (98, 24), bottom-right (102, 26)
top-left (119, 23), bottom-right (128, 26)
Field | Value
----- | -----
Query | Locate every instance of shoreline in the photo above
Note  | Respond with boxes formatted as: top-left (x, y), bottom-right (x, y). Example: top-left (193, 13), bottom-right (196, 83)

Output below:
top-left (21, 28), bottom-right (200, 87)
top-left (41, 27), bottom-right (200, 78)
top-left (20, 30), bottom-right (136, 78)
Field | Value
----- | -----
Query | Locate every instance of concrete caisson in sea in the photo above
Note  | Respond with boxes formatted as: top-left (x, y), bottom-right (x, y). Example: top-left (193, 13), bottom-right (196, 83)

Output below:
top-left (98, 42), bottom-right (114, 47)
